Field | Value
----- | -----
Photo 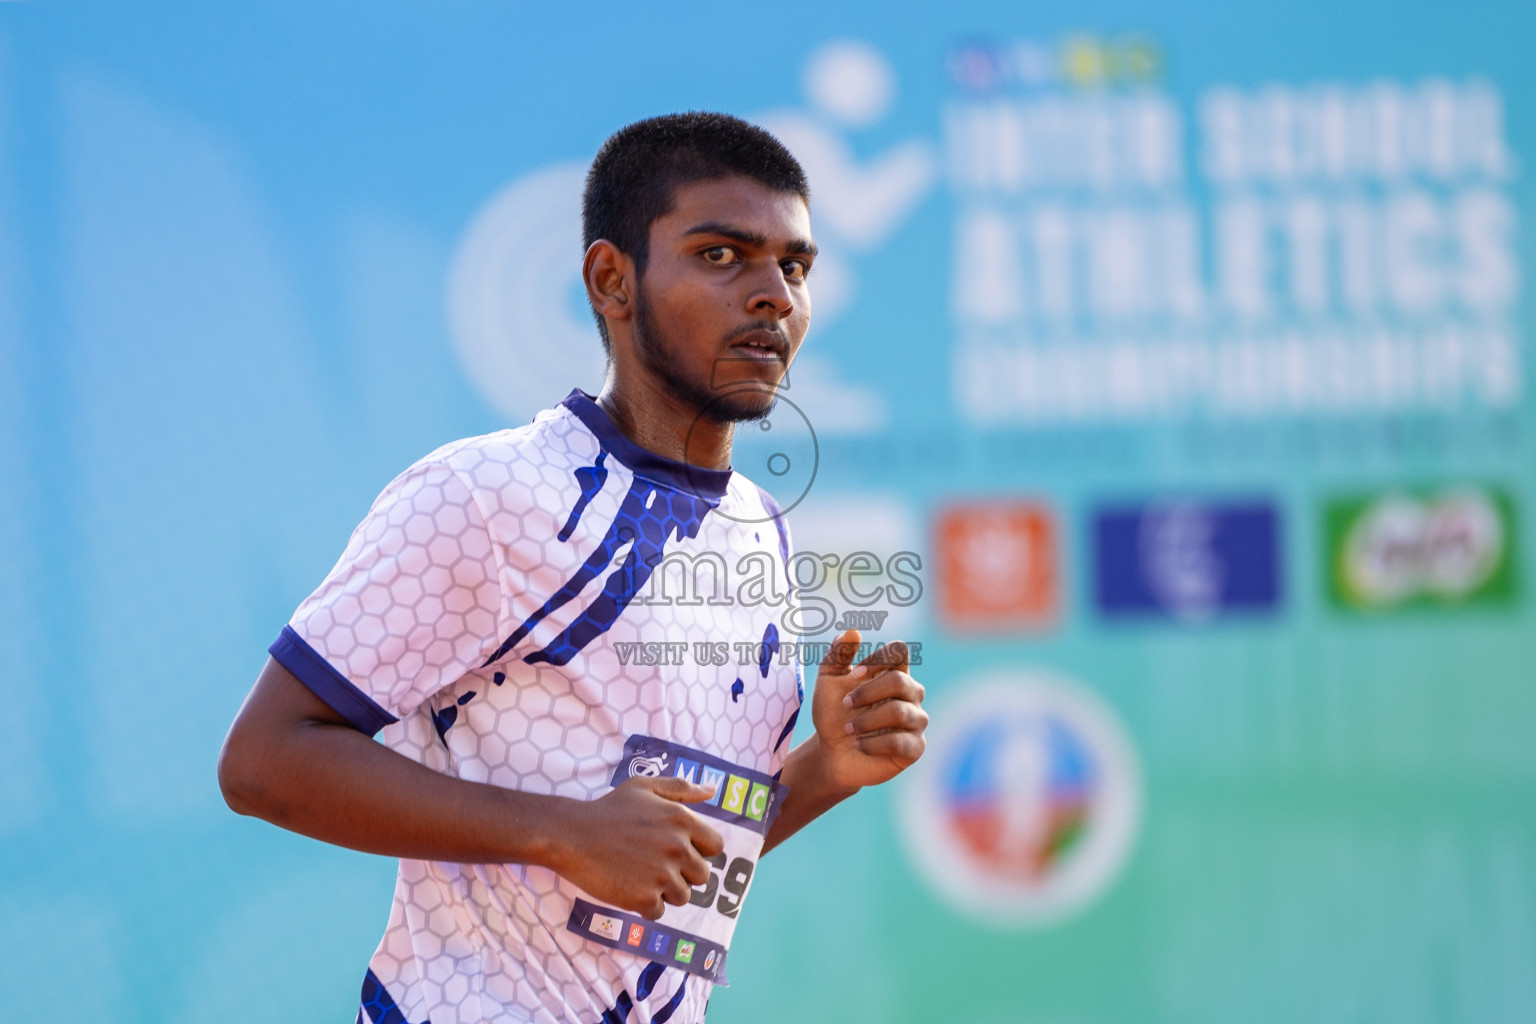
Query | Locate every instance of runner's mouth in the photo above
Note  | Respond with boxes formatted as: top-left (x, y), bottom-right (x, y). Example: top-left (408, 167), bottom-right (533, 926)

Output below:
top-left (727, 330), bottom-right (788, 362)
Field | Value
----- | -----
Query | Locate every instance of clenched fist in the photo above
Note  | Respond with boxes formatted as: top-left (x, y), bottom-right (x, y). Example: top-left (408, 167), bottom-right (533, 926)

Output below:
top-left (546, 775), bottom-right (725, 920)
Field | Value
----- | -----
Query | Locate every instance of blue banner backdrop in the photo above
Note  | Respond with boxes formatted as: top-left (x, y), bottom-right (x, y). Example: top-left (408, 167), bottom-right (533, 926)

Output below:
top-left (2, 2), bottom-right (1534, 1021)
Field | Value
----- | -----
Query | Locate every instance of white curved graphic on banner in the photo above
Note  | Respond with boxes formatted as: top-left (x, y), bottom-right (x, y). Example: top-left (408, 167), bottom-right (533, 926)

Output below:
top-left (448, 162), bottom-right (606, 421)
top-left (753, 39), bottom-right (935, 433)
top-left (755, 118), bottom-right (935, 255)
top-left (449, 42), bottom-right (930, 431)
top-left (757, 40), bottom-right (936, 256)
top-left (1140, 500), bottom-right (1225, 622)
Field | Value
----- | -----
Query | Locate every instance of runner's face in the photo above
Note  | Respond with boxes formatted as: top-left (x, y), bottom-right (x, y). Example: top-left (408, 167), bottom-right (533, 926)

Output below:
top-left (633, 176), bottom-right (815, 423)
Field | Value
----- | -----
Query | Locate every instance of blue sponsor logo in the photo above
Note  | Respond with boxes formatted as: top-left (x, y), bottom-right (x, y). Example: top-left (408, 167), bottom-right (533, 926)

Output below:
top-left (697, 766), bottom-right (727, 805)
top-left (675, 758), bottom-right (700, 784)
top-left (646, 930), bottom-right (672, 956)
top-left (1093, 499), bottom-right (1281, 621)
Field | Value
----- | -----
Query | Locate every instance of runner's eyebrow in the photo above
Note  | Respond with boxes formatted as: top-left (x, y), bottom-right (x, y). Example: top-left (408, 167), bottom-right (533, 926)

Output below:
top-left (684, 222), bottom-right (818, 259)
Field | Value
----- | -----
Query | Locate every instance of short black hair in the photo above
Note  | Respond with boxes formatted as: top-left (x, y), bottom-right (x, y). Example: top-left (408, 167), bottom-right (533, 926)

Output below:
top-left (582, 111), bottom-right (809, 350)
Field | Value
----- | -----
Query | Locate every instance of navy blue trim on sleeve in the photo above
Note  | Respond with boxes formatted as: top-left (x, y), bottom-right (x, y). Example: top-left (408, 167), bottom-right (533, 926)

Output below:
top-left (269, 625), bottom-right (399, 737)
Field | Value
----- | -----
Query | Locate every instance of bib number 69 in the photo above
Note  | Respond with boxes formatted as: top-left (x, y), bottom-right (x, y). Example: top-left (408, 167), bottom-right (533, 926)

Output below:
top-left (688, 853), bottom-right (755, 919)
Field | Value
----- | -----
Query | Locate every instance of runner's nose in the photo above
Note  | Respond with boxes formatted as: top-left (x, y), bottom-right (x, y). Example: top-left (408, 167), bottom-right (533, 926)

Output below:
top-left (745, 261), bottom-right (795, 321)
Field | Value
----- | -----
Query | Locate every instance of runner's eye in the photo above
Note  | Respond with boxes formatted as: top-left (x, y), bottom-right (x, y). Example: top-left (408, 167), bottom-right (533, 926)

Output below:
top-left (702, 246), bottom-right (739, 265)
top-left (781, 259), bottom-right (810, 283)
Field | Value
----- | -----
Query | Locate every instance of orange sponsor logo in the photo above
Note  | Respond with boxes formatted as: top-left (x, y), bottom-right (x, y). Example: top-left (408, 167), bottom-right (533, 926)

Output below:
top-left (935, 502), bottom-right (1058, 630)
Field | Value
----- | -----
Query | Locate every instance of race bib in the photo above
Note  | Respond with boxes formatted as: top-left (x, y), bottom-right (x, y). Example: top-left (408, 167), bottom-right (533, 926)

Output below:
top-left (565, 735), bottom-right (788, 985)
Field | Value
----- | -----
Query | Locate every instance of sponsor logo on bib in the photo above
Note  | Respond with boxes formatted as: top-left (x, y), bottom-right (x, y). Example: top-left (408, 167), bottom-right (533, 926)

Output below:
top-left (570, 735), bottom-right (789, 984)
top-left (611, 736), bottom-right (787, 836)
top-left (627, 752), bottom-right (670, 777)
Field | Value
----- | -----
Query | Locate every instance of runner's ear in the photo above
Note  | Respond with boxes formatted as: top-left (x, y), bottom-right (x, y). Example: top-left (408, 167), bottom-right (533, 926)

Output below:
top-left (583, 239), bottom-right (634, 322)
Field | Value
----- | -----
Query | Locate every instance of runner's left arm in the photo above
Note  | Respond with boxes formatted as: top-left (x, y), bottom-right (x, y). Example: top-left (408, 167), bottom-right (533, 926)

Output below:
top-left (761, 632), bottom-right (927, 854)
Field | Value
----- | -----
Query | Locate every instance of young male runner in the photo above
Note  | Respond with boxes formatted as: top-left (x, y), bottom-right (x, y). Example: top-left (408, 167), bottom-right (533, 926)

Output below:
top-left (219, 112), bottom-right (928, 1024)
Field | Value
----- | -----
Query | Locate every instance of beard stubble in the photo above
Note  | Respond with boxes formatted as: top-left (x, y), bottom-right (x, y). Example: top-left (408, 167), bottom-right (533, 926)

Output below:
top-left (632, 281), bottom-right (780, 425)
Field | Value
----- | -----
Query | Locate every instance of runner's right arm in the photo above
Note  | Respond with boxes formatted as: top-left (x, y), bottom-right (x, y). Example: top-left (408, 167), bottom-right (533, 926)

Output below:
top-left (219, 656), bottom-right (724, 920)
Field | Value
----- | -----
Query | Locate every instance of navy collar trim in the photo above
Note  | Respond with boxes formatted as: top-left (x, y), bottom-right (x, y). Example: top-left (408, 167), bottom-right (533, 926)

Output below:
top-left (562, 390), bottom-right (734, 501)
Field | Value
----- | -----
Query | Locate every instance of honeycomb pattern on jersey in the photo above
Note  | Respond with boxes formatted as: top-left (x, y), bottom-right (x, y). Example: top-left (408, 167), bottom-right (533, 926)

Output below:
top-left (292, 406), bottom-right (802, 1024)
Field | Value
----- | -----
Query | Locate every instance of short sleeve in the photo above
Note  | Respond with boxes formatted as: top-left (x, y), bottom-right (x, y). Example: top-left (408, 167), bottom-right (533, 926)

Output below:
top-left (271, 460), bottom-right (510, 734)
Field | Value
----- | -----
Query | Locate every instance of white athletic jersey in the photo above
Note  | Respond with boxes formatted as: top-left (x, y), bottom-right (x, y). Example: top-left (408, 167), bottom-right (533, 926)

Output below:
top-left (271, 391), bottom-right (804, 1024)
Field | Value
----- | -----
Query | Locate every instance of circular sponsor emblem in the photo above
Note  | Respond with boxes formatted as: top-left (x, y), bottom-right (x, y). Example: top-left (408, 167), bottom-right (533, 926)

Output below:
top-left (898, 670), bottom-right (1141, 927)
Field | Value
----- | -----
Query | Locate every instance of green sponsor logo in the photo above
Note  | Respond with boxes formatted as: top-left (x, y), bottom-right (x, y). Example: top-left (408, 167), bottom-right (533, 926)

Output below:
top-left (1324, 485), bottom-right (1518, 613)
top-left (675, 939), bottom-right (695, 963)
top-left (721, 775), bottom-right (750, 814)
top-left (745, 782), bottom-right (770, 822)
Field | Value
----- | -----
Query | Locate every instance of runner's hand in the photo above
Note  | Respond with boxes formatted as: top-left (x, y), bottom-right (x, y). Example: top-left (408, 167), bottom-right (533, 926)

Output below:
top-left (810, 629), bottom-right (927, 790)
top-left (549, 776), bottom-right (725, 920)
